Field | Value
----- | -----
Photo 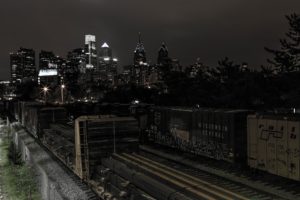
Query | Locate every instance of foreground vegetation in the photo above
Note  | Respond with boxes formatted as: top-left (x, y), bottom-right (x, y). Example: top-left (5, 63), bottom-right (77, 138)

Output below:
top-left (0, 125), bottom-right (41, 200)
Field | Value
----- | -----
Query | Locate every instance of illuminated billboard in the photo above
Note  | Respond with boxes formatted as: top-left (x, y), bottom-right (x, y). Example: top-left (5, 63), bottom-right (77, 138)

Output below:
top-left (38, 69), bottom-right (58, 76)
top-left (85, 35), bottom-right (96, 44)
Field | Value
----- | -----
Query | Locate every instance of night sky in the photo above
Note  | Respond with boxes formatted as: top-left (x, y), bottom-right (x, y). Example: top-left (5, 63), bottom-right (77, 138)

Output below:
top-left (1, 0), bottom-right (300, 80)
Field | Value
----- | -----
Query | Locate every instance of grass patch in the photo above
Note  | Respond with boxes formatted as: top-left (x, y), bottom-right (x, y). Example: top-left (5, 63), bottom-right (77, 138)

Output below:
top-left (0, 127), bottom-right (41, 200)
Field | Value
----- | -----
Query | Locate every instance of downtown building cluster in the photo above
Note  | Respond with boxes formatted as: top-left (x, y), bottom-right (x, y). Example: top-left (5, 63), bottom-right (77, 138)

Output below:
top-left (123, 33), bottom-right (184, 86)
top-left (10, 35), bottom-right (118, 88)
top-left (3, 33), bottom-right (205, 101)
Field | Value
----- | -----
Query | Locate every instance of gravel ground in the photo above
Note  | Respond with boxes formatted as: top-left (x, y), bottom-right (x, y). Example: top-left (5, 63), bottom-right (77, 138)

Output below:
top-left (14, 129), bottom-right (94, 200)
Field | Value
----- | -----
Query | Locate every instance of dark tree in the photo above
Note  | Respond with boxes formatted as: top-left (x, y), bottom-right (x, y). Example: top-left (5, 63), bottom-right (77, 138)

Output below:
top-left (265, 13), bottom-right (300, 73)
top-left (16, 81), bottom-right (39, 100)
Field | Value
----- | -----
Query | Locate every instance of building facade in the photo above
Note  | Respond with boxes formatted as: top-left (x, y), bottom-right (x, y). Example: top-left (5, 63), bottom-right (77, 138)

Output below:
top-left (131, 33), bottom-right (149, 86)
top-left (98, 42), bottom-right (118, 85)
top-left (10, 48), bottom-right (36, 85)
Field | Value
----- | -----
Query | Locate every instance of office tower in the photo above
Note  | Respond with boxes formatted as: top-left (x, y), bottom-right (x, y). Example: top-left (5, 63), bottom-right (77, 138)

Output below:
top-left (133, 32), bottom-right (146, 65)
top-left (10, 53), bottom-right (21, 84)
top-left (156, 42), bottom-right (172, 81)
top-left (65, 48), bottom-right (86, 85)
top-left (39, 50), bottom-right (66, 75)
top-left (83, 35), bottom-right (97, 83)
top-left (131, 33), bottom-right (149, 86)
top-left (10, 47), bottom-right (36, 84)
top-left (85, 34), bottom-right (97, 69)
top-left (157, 42), bottom-right (169, 65)
top-left (98, 42), bottom-right (118, 84)
top-left (99, 42), bottom-right (112, 58)
top-left (38, 68), bottom-right (59, 87)
top-left (39, 50), bottom-right (55, 69)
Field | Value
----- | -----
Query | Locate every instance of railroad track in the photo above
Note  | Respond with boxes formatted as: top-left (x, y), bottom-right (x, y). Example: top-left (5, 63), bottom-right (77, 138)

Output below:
top-left (114, 153), bottom-right (250, 200)
top-left (139, 145), bottom-right (299, 200)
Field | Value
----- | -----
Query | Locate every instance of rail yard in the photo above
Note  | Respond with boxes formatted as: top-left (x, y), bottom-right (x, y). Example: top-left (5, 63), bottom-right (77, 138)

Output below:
top-left (1, 100), bottom-right (300, 200)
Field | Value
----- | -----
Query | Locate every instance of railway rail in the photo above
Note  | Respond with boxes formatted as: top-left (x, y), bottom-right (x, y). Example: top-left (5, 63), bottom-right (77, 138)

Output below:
top-left (139, 145), bottom-right (300, 200)
top-left (114, 153), bottom-right (252, 200)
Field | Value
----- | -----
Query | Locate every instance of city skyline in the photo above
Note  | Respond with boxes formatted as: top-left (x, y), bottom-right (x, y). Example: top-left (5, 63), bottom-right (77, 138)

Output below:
top-left (1, 0), bottom-right (300, 80)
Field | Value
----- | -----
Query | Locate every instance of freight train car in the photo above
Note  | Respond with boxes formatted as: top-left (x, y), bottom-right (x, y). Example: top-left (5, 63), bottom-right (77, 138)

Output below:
top-left (43, 124), bottom-right (75, 168)
top-left (23, 105), bottom-right (68, 138)
top-left (147, 107), bottom-right (249, 163)
top-left (74, 115), bottom-right (140, 180)
top-left (248, 114), bottom-right (300, 181)
top-left (19, 101), bottom-right (42, 125)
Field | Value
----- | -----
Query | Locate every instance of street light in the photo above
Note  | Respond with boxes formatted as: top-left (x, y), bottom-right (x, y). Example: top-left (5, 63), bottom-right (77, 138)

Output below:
top-left (61, 84), bottom-right (65, 104)
top-left (42, 86), bottom-right (48, 103)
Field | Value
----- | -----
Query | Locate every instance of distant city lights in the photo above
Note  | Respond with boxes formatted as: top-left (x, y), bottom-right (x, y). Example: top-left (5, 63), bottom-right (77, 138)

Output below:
top-left (43, 87), bottom-right (49, 92)
top-left (103, 57), bottom-right (111, 61)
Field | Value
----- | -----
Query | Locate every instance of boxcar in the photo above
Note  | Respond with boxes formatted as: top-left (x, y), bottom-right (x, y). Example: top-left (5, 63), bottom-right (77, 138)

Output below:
top-left (248, 114), bottom-right (300, 181)
top-left (74, 115), bottom-right (140, 180)
top-left (192, 109), bottom-right (249, 163)
top-left (19, 101), bottom-right (42, 125)
top-left (23, 105), bottom-right (68, 138)
top-left (147, 107), bottom-right (249, 163)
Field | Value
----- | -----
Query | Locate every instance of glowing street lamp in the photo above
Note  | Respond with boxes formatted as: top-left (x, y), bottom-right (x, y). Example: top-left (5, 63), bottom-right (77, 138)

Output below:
top-left (42, 86), bottom-right (49, 103)
top-left (61, 84), bottom-right (65, 104)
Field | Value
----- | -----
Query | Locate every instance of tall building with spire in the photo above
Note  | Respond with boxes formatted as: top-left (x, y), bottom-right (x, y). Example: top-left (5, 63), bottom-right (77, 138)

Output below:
top-left (133, 32), bottom-right (147, 65)
top-left (132, 33), bottom-right (149, 86)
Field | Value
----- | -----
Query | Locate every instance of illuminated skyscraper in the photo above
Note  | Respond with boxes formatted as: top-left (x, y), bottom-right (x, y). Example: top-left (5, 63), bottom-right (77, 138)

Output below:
top-left (84, 34), bottom-right (97, 69)
top-left (83, 35), bottom-right (97, 83)
top-left (39, 50), bottom-right (56, 69)
top-left (39, 50), bottom-right (65, 73)
top-left (132, 33), bottom-right (148, 86)
top-left (10, 48), bottom-right (36, 84)
top-left (10, 53), bottom-right (22, 84)
top-left (133, 32), bottom-right (146, 65)
top-left (98, 42), bottom-right (118, 85)
top-left (99, 42), bottom-right (112, 58)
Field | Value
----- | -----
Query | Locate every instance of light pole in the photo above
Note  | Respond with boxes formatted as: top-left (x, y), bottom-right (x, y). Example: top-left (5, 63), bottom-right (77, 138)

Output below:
top-left (61, 84), bottom-right (65, 104)
top-left (43, 87), bottom-right (48, 103)
top-left (113, 121), bottom-right (116, 154)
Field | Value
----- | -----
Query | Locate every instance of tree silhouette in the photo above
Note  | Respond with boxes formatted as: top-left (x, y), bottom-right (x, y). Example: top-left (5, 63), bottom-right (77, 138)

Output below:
top-left (265, 13), bottom-right (300, 73)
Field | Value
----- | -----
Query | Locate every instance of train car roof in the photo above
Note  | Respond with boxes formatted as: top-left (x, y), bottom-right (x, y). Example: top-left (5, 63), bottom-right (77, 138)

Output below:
top-left (75, 115), bottom-right (137, 122)
top-left (249, 113), bottom-right (300, 121)
top-left (40, 107), bottom-right (66, 111)
top-left (152, 106), bottom-right (250, 113)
